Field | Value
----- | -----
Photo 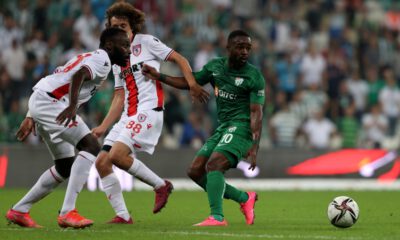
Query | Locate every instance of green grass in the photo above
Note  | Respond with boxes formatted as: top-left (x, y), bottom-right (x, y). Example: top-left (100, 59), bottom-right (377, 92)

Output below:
top-left (0, 189), bottom-right (400, 240)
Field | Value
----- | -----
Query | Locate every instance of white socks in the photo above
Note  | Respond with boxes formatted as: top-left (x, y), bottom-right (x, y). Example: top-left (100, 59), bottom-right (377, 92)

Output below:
top-left (13, 166), bottom-right (64, 213)
top-left (60, 151), bottom-right (95, 216)
top-left (101, 173), bottom-right (130, 221)
top-left (127, 157), bottom-right (165, 189)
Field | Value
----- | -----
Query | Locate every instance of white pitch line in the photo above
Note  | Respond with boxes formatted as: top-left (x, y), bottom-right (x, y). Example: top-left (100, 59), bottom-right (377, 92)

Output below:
top-left (149, 231), bottom-right (365, 240)
top-left (130, 178), bottom-right (400, 191)
top-left (0, 228), bottom-right (396, 240)
top-left (0, 228), bottom-right (127, 233)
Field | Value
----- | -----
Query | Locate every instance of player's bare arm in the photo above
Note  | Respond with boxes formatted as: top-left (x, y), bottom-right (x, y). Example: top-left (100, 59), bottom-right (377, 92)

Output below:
top-left (16, 116), bottom-right (36, 141)
top-left (167, 52), bottom-right (209, 103)
top-left (142, 64), bottom-right (191, 90)
top-left (56, 67), bottom-right (92, 127)
top-left (92, 88), bottom-right (124, 138)
top-left (246, 103), bottom-right (263, 171)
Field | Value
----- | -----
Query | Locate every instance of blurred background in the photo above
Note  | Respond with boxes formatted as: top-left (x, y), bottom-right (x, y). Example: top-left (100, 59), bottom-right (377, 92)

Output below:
top-left (1, 0), bottom-right (400, 187)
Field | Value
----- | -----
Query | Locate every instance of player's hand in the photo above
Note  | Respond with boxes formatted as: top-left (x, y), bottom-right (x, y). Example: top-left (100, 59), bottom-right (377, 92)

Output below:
top-left (246, 144), bottom-right (259, 171)
top-left (92, 125), bottom-right (107, 138)
top-left (141, 64), bottom-right (159, 81)
top-left (189, 83), bottom-right (209, 103)
top-left (56, 105), bottom-right (77, 127)
top-left (16, 117), bottom-right (36, 141)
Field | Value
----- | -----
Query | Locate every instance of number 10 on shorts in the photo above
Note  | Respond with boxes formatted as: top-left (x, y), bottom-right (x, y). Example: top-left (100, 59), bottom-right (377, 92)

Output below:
top-left (220, 133), bottom-right (233, 144)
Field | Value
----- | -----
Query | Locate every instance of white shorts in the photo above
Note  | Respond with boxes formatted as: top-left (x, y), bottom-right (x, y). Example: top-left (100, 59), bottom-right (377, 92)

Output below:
top-left (29, 90), bottom-right (91, 160)
top-left (115, 109), bottom-right (163, 155)
top-left (103, 117), bottom-right (129, 147)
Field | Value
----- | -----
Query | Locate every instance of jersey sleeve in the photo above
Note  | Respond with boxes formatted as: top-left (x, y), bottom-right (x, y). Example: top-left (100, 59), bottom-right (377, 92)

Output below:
top-left (193, 61), bottom-right (214, 86)
top-left (250, 70), bottom-right (265, 105)
top-left (112, 65), bottom-right (124, 90)
top-left (81, 50), bottom-right (111, 80)
top-left (146, 36), bottom-right (174, 61)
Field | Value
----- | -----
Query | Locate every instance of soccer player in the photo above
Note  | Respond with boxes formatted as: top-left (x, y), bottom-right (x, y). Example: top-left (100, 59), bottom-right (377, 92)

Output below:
top-left (6, 27), bottom-right (131, 228)
top-left (142, 30), bottom-right (265, 226)
top-left (91, 2), bottom-right (209, 224)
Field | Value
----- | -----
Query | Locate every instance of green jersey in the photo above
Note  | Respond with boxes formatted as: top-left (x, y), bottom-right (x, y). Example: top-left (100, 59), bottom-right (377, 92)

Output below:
top-left (194, 57), bottom-right (265, 125)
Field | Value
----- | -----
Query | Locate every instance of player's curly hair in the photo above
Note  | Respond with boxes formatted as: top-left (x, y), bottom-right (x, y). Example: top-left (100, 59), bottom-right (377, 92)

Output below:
top-left (106, 2), bottom-right (145, 34)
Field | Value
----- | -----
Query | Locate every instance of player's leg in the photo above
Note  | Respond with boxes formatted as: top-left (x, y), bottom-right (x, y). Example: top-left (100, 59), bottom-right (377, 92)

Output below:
top-left (188, 130), bottom-right (220, 190)
top-left (112, 110), bottom-right (173, 214)
top-left (57, 118), bottom-right (100, 229)
top-left (109, 141), bottom-right (172, 213)
top-left (194, 152), bottom-right (230, 226)
top-left (187, 134), bottom-right (248, 203)
top-left (96, 145), bottom-right (132, 224)
top-left (187, 155), bottom-right (208, 189)
top-left (211, 127), bottom-right (258, 225)
top-left (188, 156), bottom-right (250, 203)
top-left (59, 133), bottom-right (100, 218)
top-left (6, 158), bottom-right (73, 228)
top-left (6, 121), bottom-right (75, 228)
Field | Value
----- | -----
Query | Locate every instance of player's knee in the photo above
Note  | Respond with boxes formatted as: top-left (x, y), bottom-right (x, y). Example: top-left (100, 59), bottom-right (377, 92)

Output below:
top-left (54, 157), bottom-right (75, 178)
top-left (187, 166), bottom-right (196, 180)
top-left (108, 150), bottom-right (122, 164)
top-left (77, 134), bottom-right (101, 156)
top-left (187, 166), bottom-right (203, 181)
top-left (95, 153), bottom-right (112, 173)
top-left (205, 158), bottom-right (227, 172)
top-left (86, 142), bottom-right (101, 156)
top-left (205, 160), bottom-right (218, 172)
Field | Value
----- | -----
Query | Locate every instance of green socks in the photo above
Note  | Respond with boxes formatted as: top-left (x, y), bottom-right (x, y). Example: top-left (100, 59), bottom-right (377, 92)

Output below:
top-left (206, 171), bottom-right (225, 221)
top-left (225, 184), bottom-right (249, 203)
top-left (198, 175), bottom-right (249, 203)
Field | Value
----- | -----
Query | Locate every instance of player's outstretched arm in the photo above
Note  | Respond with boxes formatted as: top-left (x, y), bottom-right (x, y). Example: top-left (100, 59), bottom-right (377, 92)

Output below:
top-left (167, 52), bottom-right (209, 103)
top-left (16, 112), bottom-right (36, 141)
top-left (92, 88), bottom-right (124, 138)
top-left (246, 103), bottom-right (263, 171)
top-left (142, 64), bottom-right (189, 89)
top-left (56, 67), bottom-right (92, 127)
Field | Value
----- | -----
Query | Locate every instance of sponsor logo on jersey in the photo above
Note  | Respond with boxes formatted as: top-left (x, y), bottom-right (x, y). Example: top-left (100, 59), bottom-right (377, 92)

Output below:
top-left (119, 61), bottom-right (144, 79)
top-left (217, 89), bottom-right (237, 100)
top-left (257, 89), bottom-right (265, 97)
top-left (132, 44), bottom-right (142, 56)
top-left (235, 77), bottom-right (244, 86)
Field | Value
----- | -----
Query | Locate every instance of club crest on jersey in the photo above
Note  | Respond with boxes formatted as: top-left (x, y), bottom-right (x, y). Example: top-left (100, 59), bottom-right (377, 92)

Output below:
top-left (138, 113), bottom-right (147, 122)
top-left (228, 126), bottom-right (237, 132)
top-left (235, 77), bottom-right (244, 86)
top-left (132, 44), bottom-right (142, 56)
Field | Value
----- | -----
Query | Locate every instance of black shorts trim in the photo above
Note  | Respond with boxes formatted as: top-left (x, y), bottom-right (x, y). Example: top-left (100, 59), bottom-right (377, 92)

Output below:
top-left (102, 145), bottom-right (112, 152)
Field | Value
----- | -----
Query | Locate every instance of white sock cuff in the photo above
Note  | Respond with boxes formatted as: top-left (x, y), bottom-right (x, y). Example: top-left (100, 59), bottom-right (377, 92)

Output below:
top-left (128, 158), bottom-right (142, 174)
top-left (78, 151), bottom-right (96, 163)
top-left (50, 166), bottom-right (65, 182)
top-left (101, 173), bottom-right (119, 188)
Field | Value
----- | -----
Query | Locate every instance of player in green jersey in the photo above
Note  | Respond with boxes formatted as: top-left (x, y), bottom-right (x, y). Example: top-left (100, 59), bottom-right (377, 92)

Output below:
top-left (142, 30), bottom-right (265, 226)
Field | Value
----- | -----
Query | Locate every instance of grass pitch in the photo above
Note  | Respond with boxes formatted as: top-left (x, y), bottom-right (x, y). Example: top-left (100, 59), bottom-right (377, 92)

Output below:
top-left (0, 189), bottom-right (399, 240)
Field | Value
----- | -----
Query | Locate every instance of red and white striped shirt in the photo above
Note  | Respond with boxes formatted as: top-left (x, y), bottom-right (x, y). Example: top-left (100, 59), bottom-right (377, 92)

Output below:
top-left (113, 34), bottom-right (173, 117)
top-left (33, 49), bottom-right (111, 106)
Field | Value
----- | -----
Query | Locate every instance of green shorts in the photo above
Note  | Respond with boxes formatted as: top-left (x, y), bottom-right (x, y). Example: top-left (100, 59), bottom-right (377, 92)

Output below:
top-left (195, 123), bottom-right (252, 168)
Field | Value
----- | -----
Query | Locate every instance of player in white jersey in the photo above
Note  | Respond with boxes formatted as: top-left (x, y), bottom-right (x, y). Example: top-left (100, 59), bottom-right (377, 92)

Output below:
top-left (6, 28), bottom-right (131, 229)
top-left (91, 2), bottom-right (209, 224)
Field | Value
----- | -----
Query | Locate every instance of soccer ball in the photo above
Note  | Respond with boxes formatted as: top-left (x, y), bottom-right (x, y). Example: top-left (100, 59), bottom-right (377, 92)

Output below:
top-left (327, 196), bottom-right (359, 228)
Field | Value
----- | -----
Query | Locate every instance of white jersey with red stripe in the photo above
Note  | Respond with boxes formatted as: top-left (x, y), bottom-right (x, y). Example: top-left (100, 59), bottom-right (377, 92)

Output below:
top-left (33, 49), bottom-right (111, 106)
top-left (113, 34), bottom-right (173, 117)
